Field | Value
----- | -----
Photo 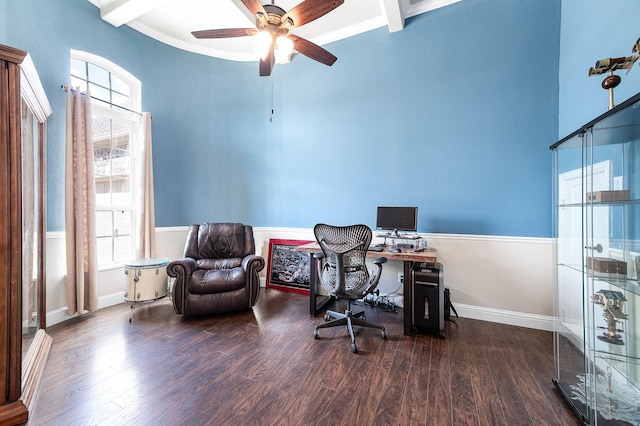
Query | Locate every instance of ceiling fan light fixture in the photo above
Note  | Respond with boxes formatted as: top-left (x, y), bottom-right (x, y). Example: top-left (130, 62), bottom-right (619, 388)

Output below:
top-left (254, 31), bottom-right (272, 59)
top-left (275, 35), bottom-right (294, 63)
top-left (274, 51), bottom-right (290, 64)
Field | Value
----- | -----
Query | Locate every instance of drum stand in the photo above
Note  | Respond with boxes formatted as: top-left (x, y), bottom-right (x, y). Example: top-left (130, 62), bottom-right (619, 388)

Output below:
top-left (128, 272), bottom-right (139, 322)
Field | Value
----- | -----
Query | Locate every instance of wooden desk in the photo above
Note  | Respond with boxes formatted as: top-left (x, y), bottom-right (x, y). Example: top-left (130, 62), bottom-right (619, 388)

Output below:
top-left (295, 242), bottom-right (437, 336)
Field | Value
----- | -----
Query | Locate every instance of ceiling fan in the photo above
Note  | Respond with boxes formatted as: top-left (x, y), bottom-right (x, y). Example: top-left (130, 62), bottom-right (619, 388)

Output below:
top-left (192, 0), bottom-right (343, 76)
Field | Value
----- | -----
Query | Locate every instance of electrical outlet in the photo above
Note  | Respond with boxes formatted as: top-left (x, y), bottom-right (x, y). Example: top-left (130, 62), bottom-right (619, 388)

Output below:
top-left (398, 272), bottom-right (403, 283)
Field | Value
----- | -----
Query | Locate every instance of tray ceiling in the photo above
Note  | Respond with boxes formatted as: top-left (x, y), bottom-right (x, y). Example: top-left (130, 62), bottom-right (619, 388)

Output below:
top-left (87, 0), bottom-right (461, 61)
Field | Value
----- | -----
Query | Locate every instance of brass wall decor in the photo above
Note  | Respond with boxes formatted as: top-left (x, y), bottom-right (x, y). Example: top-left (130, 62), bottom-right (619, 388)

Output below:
top-left (588, 37), bottom-right (640, 109)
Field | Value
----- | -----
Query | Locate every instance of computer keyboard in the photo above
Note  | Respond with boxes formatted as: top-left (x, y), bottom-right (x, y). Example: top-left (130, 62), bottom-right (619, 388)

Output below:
top-left (367, 246), bottom-right (384, 252)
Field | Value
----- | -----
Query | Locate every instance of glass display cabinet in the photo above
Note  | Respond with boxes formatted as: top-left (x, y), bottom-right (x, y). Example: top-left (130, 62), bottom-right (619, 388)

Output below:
top-left (551, 92), bottom-right (640, 425)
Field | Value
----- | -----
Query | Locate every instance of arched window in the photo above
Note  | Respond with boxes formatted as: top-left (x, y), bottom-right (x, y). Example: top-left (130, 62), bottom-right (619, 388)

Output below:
top-left (70, 50), bottom-right (142, 266)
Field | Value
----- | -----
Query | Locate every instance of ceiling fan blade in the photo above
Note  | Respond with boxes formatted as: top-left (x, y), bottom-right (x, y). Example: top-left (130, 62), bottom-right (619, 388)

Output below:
top-left (259, 44), bottom-right (275, 76)
top-left (241, 0), bottom-right (267, 18)
top-left (282, 0), bottom-right (343, 28)
top-left (192, 28), bottom-right (257, 39)
top-left (289, 35), bottom-right (337, 66)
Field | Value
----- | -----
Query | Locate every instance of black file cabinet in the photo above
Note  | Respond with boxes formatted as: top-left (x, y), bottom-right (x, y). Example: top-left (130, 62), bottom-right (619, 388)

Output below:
top-left (411, 262), bottom-right (445, 338)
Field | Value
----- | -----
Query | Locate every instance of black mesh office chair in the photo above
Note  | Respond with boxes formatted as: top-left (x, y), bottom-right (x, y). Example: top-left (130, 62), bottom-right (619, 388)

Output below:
top-left (313, 223), bottom-right (388, 353)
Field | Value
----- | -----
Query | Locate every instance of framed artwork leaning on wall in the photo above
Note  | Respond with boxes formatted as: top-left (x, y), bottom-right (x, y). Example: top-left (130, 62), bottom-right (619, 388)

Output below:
top-left (266, 239), bottom-right (312, 295)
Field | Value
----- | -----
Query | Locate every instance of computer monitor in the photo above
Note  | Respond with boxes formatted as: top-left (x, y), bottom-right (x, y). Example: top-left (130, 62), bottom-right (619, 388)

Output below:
top-left (376, 206), bottom-right (418, 236)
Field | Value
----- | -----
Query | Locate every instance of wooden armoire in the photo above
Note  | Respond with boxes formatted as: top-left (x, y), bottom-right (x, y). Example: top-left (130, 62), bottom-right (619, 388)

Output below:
top-left (0, 43), bottom-right (52, 424)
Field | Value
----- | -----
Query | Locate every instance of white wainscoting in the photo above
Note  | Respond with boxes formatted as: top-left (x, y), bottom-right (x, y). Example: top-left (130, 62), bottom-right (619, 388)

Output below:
top-left (45, 227), bottom-right (555, 331)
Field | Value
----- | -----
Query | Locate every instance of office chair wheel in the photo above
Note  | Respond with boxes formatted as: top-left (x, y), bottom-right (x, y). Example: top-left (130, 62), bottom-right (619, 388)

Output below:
top-left (324, 313), bottom-right (331, 321)
top-left (351, 342), bottom-right (358, 353)
top-left (314, 329), bottom-right (320, 339)
top-left (381, 329), bottom-right (387, 340)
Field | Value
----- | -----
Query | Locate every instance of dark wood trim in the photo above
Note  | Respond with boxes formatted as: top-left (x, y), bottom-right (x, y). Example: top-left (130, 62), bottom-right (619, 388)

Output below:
top-left (0, 53), bottom-right (10, 407)
top-left (0, 400), bottom-right (28, 426)
top-left (8, 53), bottom-right (23, 405)
top-left (0, 44), bottom-right (26, 65)
top-left (0, 50), bottom-right (27, 425)
top-left (0, 43), bottom-right (50, 425)
top-left (38, 123), bottom-right (46, 329)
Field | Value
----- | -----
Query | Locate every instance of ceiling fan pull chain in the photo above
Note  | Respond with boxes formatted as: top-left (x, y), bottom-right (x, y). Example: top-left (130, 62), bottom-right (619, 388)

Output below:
top-left (270, 79), bottom-right (274, 122)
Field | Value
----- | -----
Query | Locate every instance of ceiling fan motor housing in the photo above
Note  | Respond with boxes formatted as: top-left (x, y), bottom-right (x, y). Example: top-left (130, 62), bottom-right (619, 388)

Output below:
top-left (259, 4), bottom-right (292, 30)
top-left (263, 4), bottom-right (286, 17)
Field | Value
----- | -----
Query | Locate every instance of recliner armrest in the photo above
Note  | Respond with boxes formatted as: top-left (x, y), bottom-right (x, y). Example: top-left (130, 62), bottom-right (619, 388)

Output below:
top-left (242, 254), bottom-right (265, 274)
top-left (167, 257), bottom-right (197, 314)
top-left (242, 254), bottom-right (265, 307)
top-left (167, 257), bottom-right (197, 280)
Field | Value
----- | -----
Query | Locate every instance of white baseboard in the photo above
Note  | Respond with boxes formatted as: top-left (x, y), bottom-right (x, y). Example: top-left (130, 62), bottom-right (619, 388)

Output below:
top-left (360, 295), bottom-right (555, 331)
top-left (46, 289), bottom-right (554, 332)
top-left (46, 291), bottom-right (126, 327)
top-left (453, 303), bottom-right (555, 331)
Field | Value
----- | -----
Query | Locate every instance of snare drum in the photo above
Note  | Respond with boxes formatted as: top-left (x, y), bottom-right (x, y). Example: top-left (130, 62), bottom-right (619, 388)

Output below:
top-left (124, 258), bottom-right (170, 302)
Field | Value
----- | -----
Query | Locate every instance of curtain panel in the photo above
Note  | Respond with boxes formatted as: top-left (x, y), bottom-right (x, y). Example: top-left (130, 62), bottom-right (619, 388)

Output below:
top-left (64, 88), bottom-right (98, 314)
top-left (135, 112), bottom-right (156, 259)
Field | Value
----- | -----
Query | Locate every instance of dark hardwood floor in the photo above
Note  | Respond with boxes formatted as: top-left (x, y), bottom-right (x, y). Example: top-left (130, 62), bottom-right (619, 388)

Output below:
top-left (28, 289), bottom-right (578, 426)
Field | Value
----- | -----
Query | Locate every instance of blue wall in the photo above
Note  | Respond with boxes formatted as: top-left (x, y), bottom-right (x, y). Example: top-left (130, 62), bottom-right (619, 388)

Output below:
top-left (559, 0), bottom-right (640, 137)
top-left (1, 0), bottom-right (560, 237)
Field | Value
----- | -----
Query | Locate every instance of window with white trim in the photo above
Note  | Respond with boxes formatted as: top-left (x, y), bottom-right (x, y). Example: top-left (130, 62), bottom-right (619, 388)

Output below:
top-left (70, 51), bottom-right (142, 266)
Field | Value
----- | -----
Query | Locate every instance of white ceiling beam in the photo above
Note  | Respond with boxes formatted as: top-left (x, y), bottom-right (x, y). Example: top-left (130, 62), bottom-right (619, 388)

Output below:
top-left (380, 0), bottom-right (409, 33)
top-left (406, 0), bottom-right (462, 18)
top-left (100, 0), bottom-right (168, 28)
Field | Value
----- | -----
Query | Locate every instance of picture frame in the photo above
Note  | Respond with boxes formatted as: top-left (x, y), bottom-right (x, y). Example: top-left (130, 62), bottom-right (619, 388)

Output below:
top-left (266, 239), bottom-right (313, 295)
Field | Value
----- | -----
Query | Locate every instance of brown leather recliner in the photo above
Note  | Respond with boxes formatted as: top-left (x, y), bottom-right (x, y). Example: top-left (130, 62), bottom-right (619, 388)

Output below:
top-left (167, 223), bottom-right (265, 315)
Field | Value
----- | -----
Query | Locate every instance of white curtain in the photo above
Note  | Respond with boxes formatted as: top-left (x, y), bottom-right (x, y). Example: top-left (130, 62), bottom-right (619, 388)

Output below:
top-left (135, 112), bottom-right (156, 258)
top-left (65, 88), bottom-right (98, 314)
